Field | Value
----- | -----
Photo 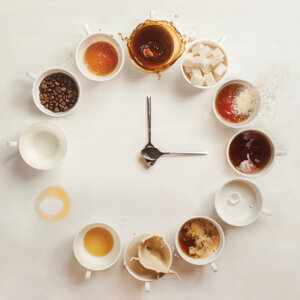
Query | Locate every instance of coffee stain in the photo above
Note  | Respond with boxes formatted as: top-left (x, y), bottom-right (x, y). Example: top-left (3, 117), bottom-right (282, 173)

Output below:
top-left (174, 14), bottom-right (178, 18)
top-left (35, 186), bottom-right (71, 221)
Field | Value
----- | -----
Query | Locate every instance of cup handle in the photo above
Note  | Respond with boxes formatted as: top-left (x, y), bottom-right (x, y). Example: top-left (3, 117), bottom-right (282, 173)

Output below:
top-left (82, 24), bottom-right (92, 35)
top-left (144, 281), bottom-right (151, 292)
top-left (85, 270), bottom-right (91, 280)
top-left (262, 208), bottom-right (272, 216)
top-left (149, 10), bottom-right (156, 20)
top-left (217, 34), bottom-right (227, 45)
top-left (276, 150), bottom-right (287, 156)
top-left (26, 72), bottom-right (36, 80)
top-left (210, 262), bottom-right (218, 272)
top-left (7, 141), bottom-right (18, 147)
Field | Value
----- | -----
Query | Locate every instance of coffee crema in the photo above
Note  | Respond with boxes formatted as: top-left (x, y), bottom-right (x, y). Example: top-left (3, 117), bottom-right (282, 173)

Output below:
top-left (178, 218), bottom-right (220, 259)
top-left (84, 227), bottom-right (114, 257)
top-left (229, 130), bottom-right (272, 174)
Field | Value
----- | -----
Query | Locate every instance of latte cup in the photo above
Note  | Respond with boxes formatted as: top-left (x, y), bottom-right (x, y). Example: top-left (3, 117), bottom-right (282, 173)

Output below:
top-left (26, 68), bottom-right (80, 117)
top-left (7, 121), bottom-right (67, 170)
top-left (73, 223), bottom-right (121, 280)
top-left (123, 234), bottom-right (173, 292)
top-left (227, 128), bottom-right (287, 177)
top-left (75, 24), bottom-right (124, 81)
top-left (175, 216), bottom-right (225, 272)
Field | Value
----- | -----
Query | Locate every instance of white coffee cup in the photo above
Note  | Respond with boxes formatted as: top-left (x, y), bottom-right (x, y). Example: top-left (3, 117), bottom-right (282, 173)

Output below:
top-left (180, 36), bottom-right (228, 89)
top-left (26, 68), bottom-right (81, 117)
top-left (7, 121), bottom-right (67, 170)
top-left (213, 79), bottom-right (261, 128)
top-left (75, 24), bottom-right (124, 81)
top-left (175, 216), bottom-right (225, 272)
top-left (227, 128), bottom-right (287, 177)
top-left (123, 234), bottom-right (173, 292)
top-left (73, 223), bottom-right (121, 280)
top-left (215, 178), bottom-right (272, 226)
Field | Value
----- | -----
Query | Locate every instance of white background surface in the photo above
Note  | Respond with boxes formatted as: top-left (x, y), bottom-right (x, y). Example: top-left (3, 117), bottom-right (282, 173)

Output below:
top-left (0, 0), bottom-right (299, 299)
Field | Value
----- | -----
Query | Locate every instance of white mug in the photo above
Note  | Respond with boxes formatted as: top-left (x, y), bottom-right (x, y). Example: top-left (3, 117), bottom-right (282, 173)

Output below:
top-left (227, 128), bottom-right (287, 177)
top-left (73, 223), bottom-right (121, 280)
top-left (26, 68), bottom-right (81, 117)
top-left (7, 121), bottom-right (67, 170)
top-left (75, 24), bottom-right (124, 81)
top-left (215, 178), bottom-right (272, 226)
top-left (123, 234), bottom-right (173, 292)
top-left (180, 36), bottom-right (228, 89)
top-left (175, 216), bottom-right (225, 272)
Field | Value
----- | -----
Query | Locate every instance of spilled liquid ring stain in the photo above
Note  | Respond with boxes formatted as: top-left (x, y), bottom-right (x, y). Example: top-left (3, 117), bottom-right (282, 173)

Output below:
top-left (36, 186), bottom-right (71, 221)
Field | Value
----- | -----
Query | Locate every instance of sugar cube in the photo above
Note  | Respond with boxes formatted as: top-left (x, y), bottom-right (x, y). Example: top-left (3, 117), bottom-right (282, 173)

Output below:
top-left (190, 69), bottom-right (205, 86)
top-left (184, 66), bottom-right (193, 74)
top-left (193, 56), bottom-right (210, 68)
top-left (209, 55), bottom-right (224, 68)
top-left (211, 48), bottom-right (224, 60)
top-left (182, 52), bottom-right (194, 67)
top-left (204, 72), bottom-right (216, 86)
top-left (191, 42), bottom-right (204, 56)
top-left (213, 63), bottom-right (227, 77)
top-left (198, 45), bottom-right (212, 57)
top-left (200, 63), bottom-right (212, 74)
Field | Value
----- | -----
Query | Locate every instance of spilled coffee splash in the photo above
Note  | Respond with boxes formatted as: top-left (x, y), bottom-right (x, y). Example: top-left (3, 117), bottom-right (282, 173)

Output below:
top-left (35, 186), bottom-right (71, 221)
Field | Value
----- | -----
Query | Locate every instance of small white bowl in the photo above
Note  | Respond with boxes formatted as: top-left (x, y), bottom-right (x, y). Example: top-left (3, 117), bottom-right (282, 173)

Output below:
top-left (26, 68), bottom-right (81, 117)
top-left (215, 178), bottom-right (272, 227)
top-left (175, 216), bottom-right (225, 272)
top-left (73, 223), bottom-right (121, 280)
top-left (213, 79), bottom-right (261, 128)
top-left (76, 24), bottom-right (124, 82)
top-left (180, 40), bottom-right (229, 89)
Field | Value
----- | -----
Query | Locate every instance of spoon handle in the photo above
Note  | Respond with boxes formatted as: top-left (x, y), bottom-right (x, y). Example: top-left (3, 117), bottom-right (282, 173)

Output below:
top-left (147, 95), bottom-right (151, 144)
top-left (163, 151), bottom-right (208, 155)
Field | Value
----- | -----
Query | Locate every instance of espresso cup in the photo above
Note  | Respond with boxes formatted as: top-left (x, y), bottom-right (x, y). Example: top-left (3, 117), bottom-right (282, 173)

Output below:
top-left (215, 178), bottom-right (272, 226)
top-left (7, 121), bottom-right (67, 170)
top-left (227, 128), bottom-right (287, 177)
top-left (73, 223), bottom-right (121, 280)
top-left (26, 68), bottom-right (80, 117)
top-left (75, 24), bottom-right (124, 81)
top-left (175, 216), bottom-right (225, 272)
top-left (123, 234), bottom-right (173, 292)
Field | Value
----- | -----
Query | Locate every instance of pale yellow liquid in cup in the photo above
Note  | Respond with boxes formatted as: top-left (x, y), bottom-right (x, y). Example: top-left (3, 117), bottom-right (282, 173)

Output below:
top-left (84, 227), bottom-right (114, 257)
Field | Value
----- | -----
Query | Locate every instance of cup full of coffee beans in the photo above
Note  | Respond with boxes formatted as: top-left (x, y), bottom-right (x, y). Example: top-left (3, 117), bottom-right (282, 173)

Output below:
top-left (27, 68), bottom-right (80, 116)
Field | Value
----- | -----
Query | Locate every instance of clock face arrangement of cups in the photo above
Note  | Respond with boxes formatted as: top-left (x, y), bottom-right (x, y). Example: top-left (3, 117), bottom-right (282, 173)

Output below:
top-left (7, 15), bottom-right (286, 291)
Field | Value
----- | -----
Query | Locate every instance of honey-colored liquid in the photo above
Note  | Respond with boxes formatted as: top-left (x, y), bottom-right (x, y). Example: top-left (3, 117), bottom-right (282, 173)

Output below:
top-left (84, 41), bottom-right (118, 76)
top-left (129, 25), bottom-right (174, 70)
top-left (35, 186), bottom-right (71, 222)
top-left (84, 227), bottom-right (114, 257)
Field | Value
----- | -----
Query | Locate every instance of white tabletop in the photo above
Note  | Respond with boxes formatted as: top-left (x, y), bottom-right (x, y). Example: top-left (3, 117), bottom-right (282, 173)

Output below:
top-left (1, 0), bottom-right (300, 299)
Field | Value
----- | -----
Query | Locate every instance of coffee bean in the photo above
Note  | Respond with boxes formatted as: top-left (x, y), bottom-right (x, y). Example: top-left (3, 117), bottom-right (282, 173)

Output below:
top-left (39, 72), bottom-right (78, 113)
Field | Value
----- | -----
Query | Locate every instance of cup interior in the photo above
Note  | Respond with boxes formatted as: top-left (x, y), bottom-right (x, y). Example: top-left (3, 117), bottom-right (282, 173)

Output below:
top-left (215, 179), bottom-right (263, 226)
top-left (175, 216), bottom-right (225, 265)
top-left (76, 33), bottom-right (124, 81)
top-left (124, 234), bottom-right (172, 281)
top-left (213, 79), bottom-right (261, 128)
top-left (32, 68), bottom-right (80, 117)
top-left (73, 223), bottom-right (121, 271)
top-left (227, 129), bottom-right (275, 177)
top-left (181, 40), bottom-right (228, 89)
top-left (19, 122), bottom-right (67, 170)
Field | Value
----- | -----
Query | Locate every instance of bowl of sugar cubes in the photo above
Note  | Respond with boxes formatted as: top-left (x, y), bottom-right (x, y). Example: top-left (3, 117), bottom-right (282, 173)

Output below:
top-left (181, 40), bottom-right (228, 89)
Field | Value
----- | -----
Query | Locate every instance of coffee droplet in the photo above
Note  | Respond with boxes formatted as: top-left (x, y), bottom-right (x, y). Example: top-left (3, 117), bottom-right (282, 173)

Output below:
top-left (35, 186), bottom-right (71, 221)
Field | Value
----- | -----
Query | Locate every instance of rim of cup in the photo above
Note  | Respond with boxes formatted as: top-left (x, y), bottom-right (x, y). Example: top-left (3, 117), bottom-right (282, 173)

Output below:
top-left (212, 79), bottom-right (261, 128)
top-left (75, 25), bottom-right (124, 82)
top-left (226, 128), bottom-right (276, 177)
top-left (73, 223), bottom-right (121, 272)
top-left (214, 178), bottom-right (265, 226)
top-left (27, 68), bottom-right (81, 117)
top-left (180, 39), bottom-right (229, 89)
top-left (123, 233), bottom-right (173, 282)
top-left (175, 216), bottom-right (225, 266)
top-left (17, 121), bottom-right (68, 170)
